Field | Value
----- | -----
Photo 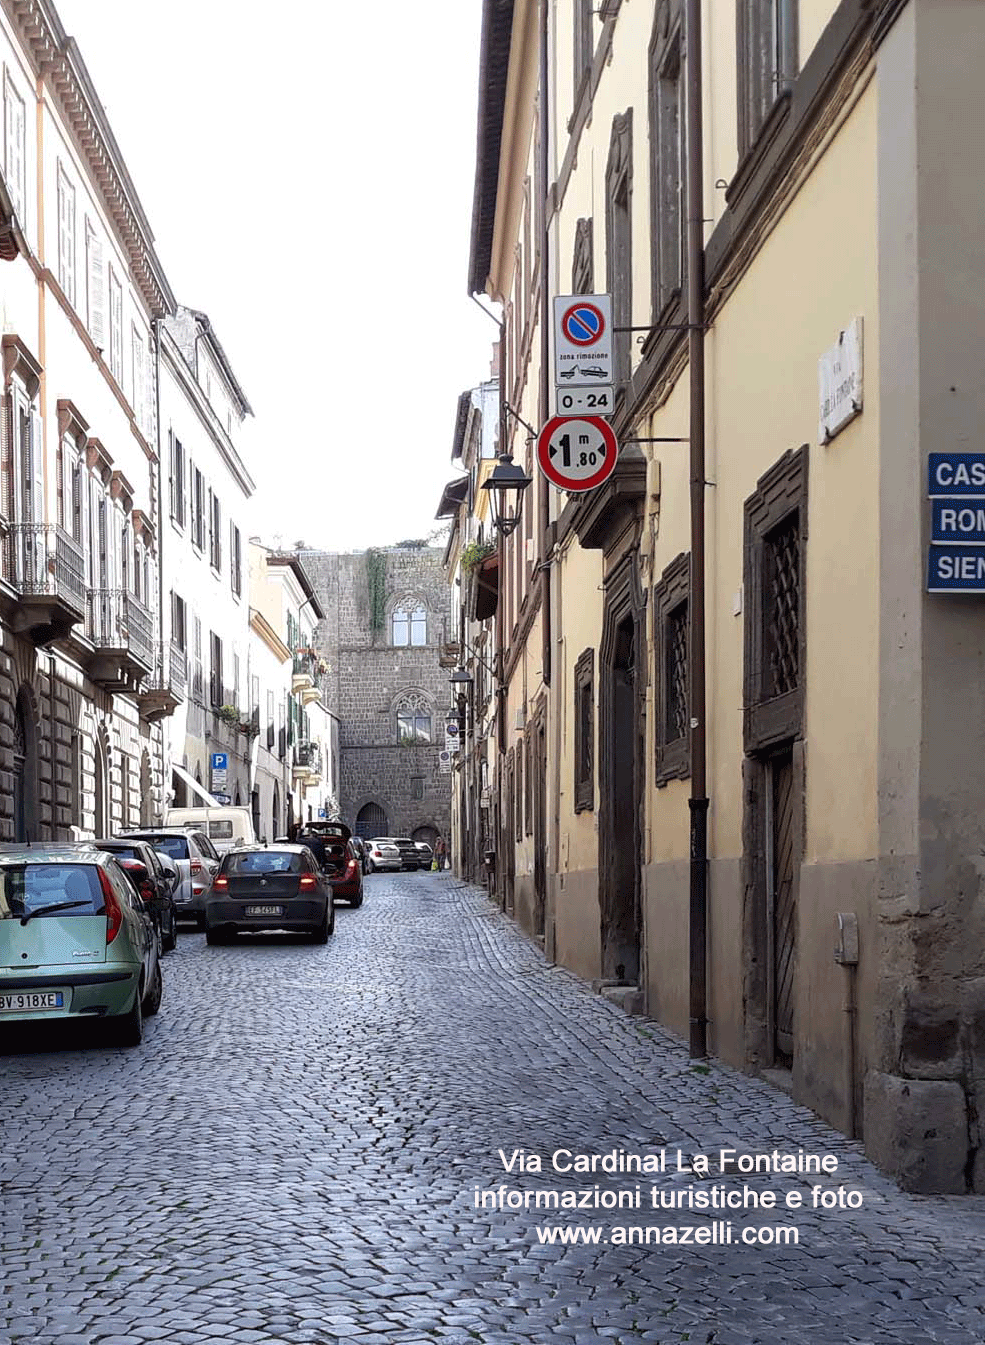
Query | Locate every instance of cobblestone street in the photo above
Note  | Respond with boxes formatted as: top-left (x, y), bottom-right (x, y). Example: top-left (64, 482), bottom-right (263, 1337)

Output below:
top-left (3, 872), bottom-right (985, 1345)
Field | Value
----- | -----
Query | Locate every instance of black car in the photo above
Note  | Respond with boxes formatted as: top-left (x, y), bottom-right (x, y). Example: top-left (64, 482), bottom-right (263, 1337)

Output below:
top-left (350, 836), bottom-right (368, 874)
top-left (92, 838), bottom-right (178, 952)
top-left (389, 836), bottom-right (425, 871)
top-left (204, 844), bottom-right (334, 945)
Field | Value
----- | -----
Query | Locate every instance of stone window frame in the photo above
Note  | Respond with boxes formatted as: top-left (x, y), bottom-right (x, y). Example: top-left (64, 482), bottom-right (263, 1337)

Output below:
top-left (648, 4), bottom-right (686, 320)
top-left (515, 737), bottom-right (524, 843)
top-left (394, 690), bottom-right (433, 745)
top-left (573, 647), bottom-right (595, 813)
top-left (572, 217), bottom-right (594, 295)
top-left (391, 595), bottom-right (428, 648)
top-left (573, 0), bottom-right (594, 110)
top-left (736, 0), bottom-right (799, 158)
top-left (743, 444), bottom-right (808, 754)
top-left (605, 110), bottom-right (633, 390)
top-left (654, 551), bottom-right (691, 785)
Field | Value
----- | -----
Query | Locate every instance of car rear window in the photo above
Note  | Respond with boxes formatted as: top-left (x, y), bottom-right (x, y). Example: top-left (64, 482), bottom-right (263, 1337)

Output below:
top-left (208, 821), bottom-right (234, 840)
top-left (0, 864), bottom-right (106, 918)
top-left (137, 836), bottom-right (189, 861)
top-left (224, 851), bottom-right (303, 875)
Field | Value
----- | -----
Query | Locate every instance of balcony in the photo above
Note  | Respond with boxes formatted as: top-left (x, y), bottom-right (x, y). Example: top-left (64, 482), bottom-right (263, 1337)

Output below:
top-left (292, 739), bottom-right (322, 782)
top-left (84, 588), bottom-right (154, 692)
top-left (1, 523), bottom-right (86, 645)
top-left (137, 641), bottom-right (187, 723)
top-left (291, 651), bottom-right (315, 696)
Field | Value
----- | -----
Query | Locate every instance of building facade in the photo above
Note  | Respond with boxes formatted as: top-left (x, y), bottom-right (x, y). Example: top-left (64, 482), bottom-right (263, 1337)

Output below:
top-left (300, 545), bottom-right (453, 847)
top-left (464, 0), bottom-right (985, 1193)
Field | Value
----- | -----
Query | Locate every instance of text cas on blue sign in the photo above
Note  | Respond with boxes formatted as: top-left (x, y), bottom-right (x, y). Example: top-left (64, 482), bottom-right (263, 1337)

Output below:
top-left (931, 499), bottom-right (985, 545)
top-left (928, 453), bottom-right (985, 497)
top-left (927, 544), bottom-right (985, 592)
top-left (210, 752), bottom-right (228, 770)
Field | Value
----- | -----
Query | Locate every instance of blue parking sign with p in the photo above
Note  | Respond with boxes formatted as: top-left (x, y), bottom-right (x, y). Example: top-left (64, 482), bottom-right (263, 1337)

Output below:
top-left (211, 752), bottom-right (228, 771)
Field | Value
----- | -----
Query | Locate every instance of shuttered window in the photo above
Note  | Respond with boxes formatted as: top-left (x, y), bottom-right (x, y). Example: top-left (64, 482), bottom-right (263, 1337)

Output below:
top-left (230, 521), bottom-right (242, 596)
top-left (131, 326), bottom-right (145, 429)
top-left (57, 164), bottom-right (76, 307)
top-left (85, 220), bottom-right (105, 350)
top-left (4, 72), bottom-right (26, 221)
top-left (107, 266), bottom-right (123, 380)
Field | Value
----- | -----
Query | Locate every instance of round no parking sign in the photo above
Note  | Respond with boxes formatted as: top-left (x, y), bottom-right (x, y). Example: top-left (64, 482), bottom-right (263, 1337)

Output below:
top-left (536, 416), bottom-right (619, 492)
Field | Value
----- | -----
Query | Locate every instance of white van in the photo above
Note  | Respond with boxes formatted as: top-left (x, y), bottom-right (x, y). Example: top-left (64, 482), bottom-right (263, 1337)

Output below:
top-left (163, 806), bottom-right (256, 854)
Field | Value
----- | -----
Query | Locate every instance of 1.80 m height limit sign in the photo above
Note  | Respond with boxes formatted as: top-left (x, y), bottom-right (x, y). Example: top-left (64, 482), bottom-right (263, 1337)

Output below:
top-left (536, 415), bottom-right (619, 493)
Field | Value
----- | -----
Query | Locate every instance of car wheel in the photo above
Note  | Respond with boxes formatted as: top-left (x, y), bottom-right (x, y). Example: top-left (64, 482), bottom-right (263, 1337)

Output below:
top-left (328, 900), bottom-right (336, 935)
top-left (195, 913), bottom-right (206, 931)
top-left (112, 985), bottom-right (143, 1047)
top-left (349, 890), bottom-right (363, 909)
top-left (142, 959), bottom-right (163, 1017)
top-left (205, 925), bottom-right (229, 946)
top-left (311, 909), bottom-right (330, 944)
top-left (162, 913), bottom-right (177, 953)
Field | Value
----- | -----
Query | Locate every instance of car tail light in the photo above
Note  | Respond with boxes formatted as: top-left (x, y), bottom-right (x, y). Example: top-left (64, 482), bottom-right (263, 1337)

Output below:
top-left (345, 859), bottom-right (358, 877)
top-left (298, 873), bottom-right (318, 889)
top-left (190, 859), bottom-right (203, 876)
top-left (212, 874), bottom-right (228, 891)
top-left (98, 868), bottom-right (123, 945)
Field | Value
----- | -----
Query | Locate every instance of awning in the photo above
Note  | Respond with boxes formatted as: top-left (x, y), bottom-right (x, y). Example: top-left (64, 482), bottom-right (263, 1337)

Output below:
top-left (472, 553), bottom-right (500, 621)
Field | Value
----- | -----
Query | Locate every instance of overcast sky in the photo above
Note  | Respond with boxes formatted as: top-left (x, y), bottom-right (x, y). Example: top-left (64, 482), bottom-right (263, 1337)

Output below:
top-left (54, 0), bottom-right (495, 551)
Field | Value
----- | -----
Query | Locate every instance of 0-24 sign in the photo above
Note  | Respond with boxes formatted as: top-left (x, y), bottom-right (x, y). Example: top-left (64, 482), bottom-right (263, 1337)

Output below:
top-left (536, 415), bottom-right (618, 493)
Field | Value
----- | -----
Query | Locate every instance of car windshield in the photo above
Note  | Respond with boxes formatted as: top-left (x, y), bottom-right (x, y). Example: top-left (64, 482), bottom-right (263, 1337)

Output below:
top-left (224, 851), bottom-right (303, 875)
top-left (133, 835), bottom-right (189, 861)
top-left (0, 864), bottom-right (105, 918)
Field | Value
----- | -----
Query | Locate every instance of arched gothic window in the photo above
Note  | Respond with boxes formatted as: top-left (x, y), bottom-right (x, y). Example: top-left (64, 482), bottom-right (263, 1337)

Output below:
top-left (395, 692), bottom-right (432, 744)
top-left (392, 603), bottom-right (427, 647)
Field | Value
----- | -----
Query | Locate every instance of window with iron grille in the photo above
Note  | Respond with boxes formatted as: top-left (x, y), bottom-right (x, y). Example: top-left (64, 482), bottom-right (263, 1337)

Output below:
top-left (573, 648), bottom-right (595, 812)
top-left (737, 0), bottom-right (798, 157)
top-left (743, 445), bottom-right (807, 753)
top-left (654, 552), bottom-right (690, 784)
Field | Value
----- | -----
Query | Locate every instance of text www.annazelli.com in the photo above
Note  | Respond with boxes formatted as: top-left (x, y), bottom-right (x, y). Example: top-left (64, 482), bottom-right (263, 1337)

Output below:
top-left (535, 1223), bottom-right (800, 1247)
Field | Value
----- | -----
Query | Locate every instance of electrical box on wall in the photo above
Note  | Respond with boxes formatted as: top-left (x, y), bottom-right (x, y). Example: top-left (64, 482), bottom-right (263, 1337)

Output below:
top-left (834, 912), bottom-right (859, 965)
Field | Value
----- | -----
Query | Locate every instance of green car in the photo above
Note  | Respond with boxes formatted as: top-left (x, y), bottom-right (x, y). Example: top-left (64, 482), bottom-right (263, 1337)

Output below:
top-left (0, 848), bottom-right (163, 1046)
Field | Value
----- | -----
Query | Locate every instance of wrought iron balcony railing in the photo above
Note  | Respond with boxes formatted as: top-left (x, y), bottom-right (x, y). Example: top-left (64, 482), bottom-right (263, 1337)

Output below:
top-left (293, 739), bottom-right (322, 776)
top-left (3, 522), bottom-right (86, 608)
top-left (86, 588), bottom-right (155, 669)
top-left (147, 641), bottom-right (187, 697)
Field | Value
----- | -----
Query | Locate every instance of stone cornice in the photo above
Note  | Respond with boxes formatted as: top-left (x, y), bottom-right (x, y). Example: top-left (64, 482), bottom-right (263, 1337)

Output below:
top-left (2, 0), bottom-right (175, 318)
top-left (249, 607), bottom-right (292, 663)
top-left (160, 329), bottom-right (256, 498)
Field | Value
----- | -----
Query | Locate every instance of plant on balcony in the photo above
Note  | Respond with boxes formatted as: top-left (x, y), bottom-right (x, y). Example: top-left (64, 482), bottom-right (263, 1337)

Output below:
top-left (215, 704), bottom-right (240, 725)
top-left (366, 548), bottom-right (387, 632)
top-left (460, 539), bottom-right (497, 573)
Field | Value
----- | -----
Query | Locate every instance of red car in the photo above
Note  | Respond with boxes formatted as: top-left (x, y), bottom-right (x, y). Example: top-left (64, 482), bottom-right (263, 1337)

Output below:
top-left (294, 821), bottom-right (364, 909)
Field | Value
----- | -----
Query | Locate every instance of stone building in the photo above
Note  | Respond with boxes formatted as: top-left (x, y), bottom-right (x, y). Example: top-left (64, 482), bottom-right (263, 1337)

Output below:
top-left (298, 545), bottom-right (453, 847)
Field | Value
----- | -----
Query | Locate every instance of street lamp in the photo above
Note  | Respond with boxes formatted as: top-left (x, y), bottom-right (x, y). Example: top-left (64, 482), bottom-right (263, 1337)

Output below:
top-left (450, 666), bottom-right (474, 689)
top-left (481, 454), bottom-right (533, 537)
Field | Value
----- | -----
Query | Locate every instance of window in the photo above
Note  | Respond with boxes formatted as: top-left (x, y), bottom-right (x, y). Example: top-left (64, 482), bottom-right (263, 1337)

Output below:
top-left (743, 445), bottom-right (807, 753)
top-left (107, 266), bottom-right (123, 381)
top-left (208, 489), bottom-right (221, 571)
top-left (395, 693), bottom-right (432, 744)
top-left (169, 433), bottom-right (185, 525)
top-left (56, 164), bottom-right (76, 307)
top-left (131, 326), bottom-right (145, 426)
top-left (56, 438), bottom-right (84, 544)
top-left (190, 465), bottom-right (205, 549)
top-left (3, 72), bottom-right (26, 221)
top-left (654, 552), bottom-right (690, 784)
top-left (230, 522), bottom-right (242, 596)
top-left (573, 0), bottom-right (594, 102)
top-left (737, 0), bottom-right (798, 155)
top-left (649, 20), bottom-right (686, 315)
top-left (171, 592), bottom-right (187, 651)
top-left (192, 615), bottom-right (204, 701)
top-left (572, 217), bottom-right (594, 295)
top-left (411, 776), bottom-right (424, 801)
top-left (573, 649), bottom-right (595, 812)
top-left (605, 111), bottom-right (633, 386)
top-left (85, 220), bottom-right (105, 350)
top-left (209, 631), bottom-right (223, 707)
top-left (392, 604), bottom-right (427, 646)
top-left (266, 690), bottom-right (275, 749)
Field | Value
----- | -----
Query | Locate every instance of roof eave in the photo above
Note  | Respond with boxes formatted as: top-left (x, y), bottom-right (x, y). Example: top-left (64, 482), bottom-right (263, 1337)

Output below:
top-left (467, 0), bottom-right (515, 296)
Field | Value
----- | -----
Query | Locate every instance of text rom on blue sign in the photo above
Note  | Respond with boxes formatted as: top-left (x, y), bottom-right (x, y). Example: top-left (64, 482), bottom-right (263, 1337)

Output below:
top-left (928, 453), bottom-right (985, 497)
top-left (211, 752), bottom-right (228, 770)
top-left (931, 501), bottom-right (985, 545)
top-left (927, 545), bottom-right (985, 592)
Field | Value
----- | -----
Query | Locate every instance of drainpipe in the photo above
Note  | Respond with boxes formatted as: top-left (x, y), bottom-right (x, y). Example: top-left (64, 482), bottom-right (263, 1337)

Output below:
top-left (686, 0), bottom-right (708, 1060)
top-left (538, 0), bottom-right (551, 690)
top-left (153, 315), bottom-right (167, 822)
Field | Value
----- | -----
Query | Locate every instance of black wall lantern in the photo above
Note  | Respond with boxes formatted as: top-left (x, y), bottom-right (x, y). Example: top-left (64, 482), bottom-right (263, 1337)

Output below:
top-left (481, 454), bottom-right (533, 537)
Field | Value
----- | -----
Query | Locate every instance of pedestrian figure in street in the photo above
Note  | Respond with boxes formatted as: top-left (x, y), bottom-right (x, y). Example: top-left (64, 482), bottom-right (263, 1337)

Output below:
top-left (435, 836), bottom-right (447, 871)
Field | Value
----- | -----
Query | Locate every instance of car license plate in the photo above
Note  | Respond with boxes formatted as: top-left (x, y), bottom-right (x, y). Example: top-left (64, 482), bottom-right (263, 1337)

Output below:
top-left (0, 991), bottom-right (64, 1012)
top-left (244, 905), bottom-right (283, 917)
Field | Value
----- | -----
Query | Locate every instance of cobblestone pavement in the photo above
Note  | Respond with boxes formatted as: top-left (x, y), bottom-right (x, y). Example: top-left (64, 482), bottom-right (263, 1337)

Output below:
top-left (3, 872), bottom-right (985, 1345)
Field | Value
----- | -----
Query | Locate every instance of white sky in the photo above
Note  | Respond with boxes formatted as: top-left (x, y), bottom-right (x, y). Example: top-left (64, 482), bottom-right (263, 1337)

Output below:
top-left (54, 0), bottom-right (495, 550)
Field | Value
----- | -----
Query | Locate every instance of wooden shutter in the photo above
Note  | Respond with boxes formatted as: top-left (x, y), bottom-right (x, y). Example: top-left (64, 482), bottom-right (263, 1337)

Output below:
top-left (86, 222), bottom-right (105, 350)
top-left (71, 458), bottom-right (83, 542)
top-left (0, 393), bottom-right (12, 521)
top-left (5, 77), bottom-right (25, 219)
top-left (168, 430), bottom-right (175, 518)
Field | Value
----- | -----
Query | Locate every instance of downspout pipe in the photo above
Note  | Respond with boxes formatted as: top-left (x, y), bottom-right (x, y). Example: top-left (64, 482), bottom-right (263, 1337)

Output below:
top-left (538, 0), bottom-right (551, 689)
top-left (686, 0), bottom-right (709, 1059)
top-left (153, 316), bottom-right (168, 821)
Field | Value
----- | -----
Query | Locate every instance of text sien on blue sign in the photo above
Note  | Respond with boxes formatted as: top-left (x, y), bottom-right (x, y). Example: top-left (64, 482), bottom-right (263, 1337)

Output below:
top-left (927, 544), bottom-right (985, 592)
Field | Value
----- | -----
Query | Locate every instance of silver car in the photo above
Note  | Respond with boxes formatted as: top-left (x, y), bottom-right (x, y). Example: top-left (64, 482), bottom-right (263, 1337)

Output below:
top-left (365, 838), bottom-right (401, 873)
top-left (120, 828), bottom-right (220, 927)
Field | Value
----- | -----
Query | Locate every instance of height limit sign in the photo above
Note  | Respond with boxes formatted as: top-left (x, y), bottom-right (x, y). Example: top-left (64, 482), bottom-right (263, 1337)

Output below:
top-left (536, 416), bottom-right (618, 493)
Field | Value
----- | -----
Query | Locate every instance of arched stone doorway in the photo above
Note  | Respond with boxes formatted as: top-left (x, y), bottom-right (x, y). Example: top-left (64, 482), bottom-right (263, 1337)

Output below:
top-left (412, 823), bottom-right (438, 848)
top-left (356, 801), bottom-right (387, 839)
top-left (12, 688), bottom-right (39, 842)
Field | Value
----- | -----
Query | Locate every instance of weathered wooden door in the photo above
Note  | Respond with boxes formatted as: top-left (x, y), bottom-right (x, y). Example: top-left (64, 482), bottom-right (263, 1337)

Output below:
top-left (769, 749), bottom-right (796, 1064)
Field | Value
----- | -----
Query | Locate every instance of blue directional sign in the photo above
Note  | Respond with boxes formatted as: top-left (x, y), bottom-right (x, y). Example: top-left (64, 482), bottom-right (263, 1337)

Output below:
top-left (210, 752), bottom-right (228, 771)
top-left (928, 546), bottom-right (985, 593)
top-left (931, 500), bottom-right (985, 545)
top-left (928, 453), bottom-right (985, 497)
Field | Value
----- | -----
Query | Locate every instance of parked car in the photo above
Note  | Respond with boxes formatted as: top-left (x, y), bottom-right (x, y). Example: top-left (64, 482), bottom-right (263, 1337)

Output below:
top-left (95, 838), bottom-right (178, 952)
top-left (365, 838), bottom-right (401, 874)
top-left (164, 806), bottom-right (257, 853)
top-left (120, 828), bottom-right (220, 927)
top-left (350, 837), bottom-right (368, 874)
top-left (415, 842), bottom-right (434, 870)
top-left (388, 836), bottom-right (426, 871)
top-left (204, 844), bottom-right (334, 944)
top-left (296, 821), bottom-right (363, 908)
top-left (0, 847), bottom-right (162, 1046)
